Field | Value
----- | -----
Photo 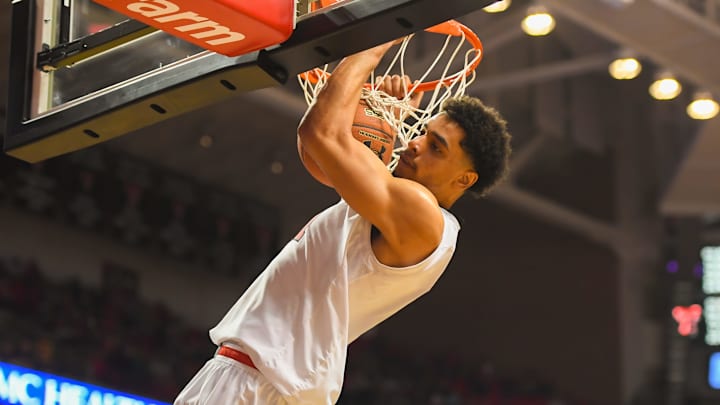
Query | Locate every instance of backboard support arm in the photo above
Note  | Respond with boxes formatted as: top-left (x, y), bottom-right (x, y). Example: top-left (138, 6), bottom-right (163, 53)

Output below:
top-left (37, 19), bottom-right (157, 72)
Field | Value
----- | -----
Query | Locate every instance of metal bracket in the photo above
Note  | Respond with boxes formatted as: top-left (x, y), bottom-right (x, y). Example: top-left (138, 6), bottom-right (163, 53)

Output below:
top-left (36, 19), bottom-right (156, 71)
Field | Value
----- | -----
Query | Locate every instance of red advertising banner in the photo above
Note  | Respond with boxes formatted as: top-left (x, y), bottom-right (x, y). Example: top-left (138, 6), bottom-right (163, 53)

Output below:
top-left (92, 0), bottom-right (296, 56)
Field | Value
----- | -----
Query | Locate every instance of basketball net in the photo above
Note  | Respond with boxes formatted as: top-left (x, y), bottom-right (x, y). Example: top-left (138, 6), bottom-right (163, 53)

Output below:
top-left (297, 20), bottom-right (483, 172)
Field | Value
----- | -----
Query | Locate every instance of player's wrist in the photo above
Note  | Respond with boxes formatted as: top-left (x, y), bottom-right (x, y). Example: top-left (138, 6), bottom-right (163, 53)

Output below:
top-left (349, 41), bottom-right (394, 62)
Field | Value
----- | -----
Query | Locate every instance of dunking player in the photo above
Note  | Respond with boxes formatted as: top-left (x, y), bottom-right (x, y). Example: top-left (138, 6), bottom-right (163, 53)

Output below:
top-left (174, 40), bottom-right (512, 404)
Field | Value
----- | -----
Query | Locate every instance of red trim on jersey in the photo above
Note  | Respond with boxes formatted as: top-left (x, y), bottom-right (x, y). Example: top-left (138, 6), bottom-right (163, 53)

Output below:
top-left (217, 345), bottom-right (258, 370)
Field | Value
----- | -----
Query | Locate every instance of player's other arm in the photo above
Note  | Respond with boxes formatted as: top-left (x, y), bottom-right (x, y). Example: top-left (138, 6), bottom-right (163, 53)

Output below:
top-left (297, 44), bottom-right (443, 266)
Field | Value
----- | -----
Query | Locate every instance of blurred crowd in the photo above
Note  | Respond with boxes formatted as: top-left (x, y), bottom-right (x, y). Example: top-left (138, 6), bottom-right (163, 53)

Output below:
top-left (0, 149), bottom-right (278, 278)
top-left (0, 256), bottom-right (210, 401)
top-left (0, 256), bottom-right (590, 404)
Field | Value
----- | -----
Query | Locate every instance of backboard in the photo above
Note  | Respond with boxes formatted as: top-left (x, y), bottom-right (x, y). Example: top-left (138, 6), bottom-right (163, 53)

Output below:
top-left (5, 0), bottom-right (495, 163)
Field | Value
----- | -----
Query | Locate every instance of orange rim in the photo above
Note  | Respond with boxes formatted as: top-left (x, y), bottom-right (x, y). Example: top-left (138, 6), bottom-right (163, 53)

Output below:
top-left (298, 20), bottom-right (483, 93)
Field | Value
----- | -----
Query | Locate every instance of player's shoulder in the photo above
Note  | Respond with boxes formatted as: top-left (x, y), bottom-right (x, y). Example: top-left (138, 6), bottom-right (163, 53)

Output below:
top-left (388, 178), bottom-right (445, 237)
top-left (393, 177), bottom-right (441, 213)
top-left (375, 180), bottom-right (446, 266)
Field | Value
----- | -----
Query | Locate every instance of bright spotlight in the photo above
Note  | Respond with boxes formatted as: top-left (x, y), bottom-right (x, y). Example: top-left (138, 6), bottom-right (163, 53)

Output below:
top-left (687, 92), bottom-right (719, 120)
top-left (649, 72), bottom-right (682, 100)
top-left (608, 57), bottom-right (642, 80)
top-left (521, 7), bottom-right (556, 37)
top-left (483, 0), bottom-right (511, 13)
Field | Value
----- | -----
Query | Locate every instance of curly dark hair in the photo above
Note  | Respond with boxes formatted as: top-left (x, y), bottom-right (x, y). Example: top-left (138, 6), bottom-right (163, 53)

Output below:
top-left (441, 96), bottom-right (512, 196)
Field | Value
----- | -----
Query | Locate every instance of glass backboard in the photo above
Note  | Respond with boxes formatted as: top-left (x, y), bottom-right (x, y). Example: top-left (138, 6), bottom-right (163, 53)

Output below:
top-left (5, 0), bottom-right (495, 163)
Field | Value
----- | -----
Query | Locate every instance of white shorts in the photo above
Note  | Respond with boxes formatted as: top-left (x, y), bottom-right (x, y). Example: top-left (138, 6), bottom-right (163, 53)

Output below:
top-left (174, 354), bottom-right (288, 405)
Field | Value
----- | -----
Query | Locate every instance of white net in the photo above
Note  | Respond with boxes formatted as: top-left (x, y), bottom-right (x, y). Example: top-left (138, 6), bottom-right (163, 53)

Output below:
top-left (298, 22), bottom-right (482, 172)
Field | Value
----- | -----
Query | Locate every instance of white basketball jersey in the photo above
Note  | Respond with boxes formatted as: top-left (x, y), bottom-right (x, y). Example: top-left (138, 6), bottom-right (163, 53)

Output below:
top-left (209, 199), bottom-right (460, 404)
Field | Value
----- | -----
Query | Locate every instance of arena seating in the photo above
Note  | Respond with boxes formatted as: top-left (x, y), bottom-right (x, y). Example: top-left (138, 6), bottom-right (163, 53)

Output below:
top-left (0, 256), bottom-right (592, 404)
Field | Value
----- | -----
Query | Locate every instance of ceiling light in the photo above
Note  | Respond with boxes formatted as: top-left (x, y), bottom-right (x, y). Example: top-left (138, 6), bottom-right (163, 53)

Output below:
top-left (270, 161), bottom-right (284, 174)
top-left (687, 92), bottom-right (719, 120)
top-left (483, 0), bottom-right (511, 13)
top-left (199, 134), bottom-right (213, 148)
top-left (521, 6), bottom-right (556, 36)
top-left (649, 72), bottom-right (682, 100)
top-left (608, 56), bottom-right (642, 80)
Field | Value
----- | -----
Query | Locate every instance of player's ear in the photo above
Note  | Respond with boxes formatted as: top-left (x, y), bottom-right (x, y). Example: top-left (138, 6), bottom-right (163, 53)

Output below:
top-left (456, 170), bottom-right (478, 190)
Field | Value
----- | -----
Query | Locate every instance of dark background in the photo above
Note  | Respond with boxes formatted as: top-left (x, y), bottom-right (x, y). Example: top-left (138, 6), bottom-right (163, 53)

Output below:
top-left (2, 1), bottom-right (720, 404)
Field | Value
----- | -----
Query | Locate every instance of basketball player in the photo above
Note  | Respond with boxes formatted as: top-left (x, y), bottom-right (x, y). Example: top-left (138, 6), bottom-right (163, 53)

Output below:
top-left (174, 40), bottom-right (511, 404)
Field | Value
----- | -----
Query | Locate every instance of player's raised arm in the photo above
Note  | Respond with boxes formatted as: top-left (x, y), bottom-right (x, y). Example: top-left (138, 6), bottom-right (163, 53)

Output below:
top-left (297, 43), bottom-right (444, 266)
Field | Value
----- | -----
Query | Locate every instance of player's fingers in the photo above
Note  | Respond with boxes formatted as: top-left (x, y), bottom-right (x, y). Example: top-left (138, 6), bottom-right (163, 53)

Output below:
top-left (400, 75), bottom-right (416, 99)
top-left (373, 75), bottom-right (386, 91)
top-left (409, 80), bottom-right (424, 108)
top-left (392, 75), bottom-right (408, 99)
top-left (382, 75), bottom-right (393, 95)
top-left (376, 75), bottom-right (415, 100)
top-left (375, 76), bottom-right (386, 89)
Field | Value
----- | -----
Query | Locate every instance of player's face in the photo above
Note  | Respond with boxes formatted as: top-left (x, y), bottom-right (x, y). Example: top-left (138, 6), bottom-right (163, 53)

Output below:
top-left (394, 113), bottom-right (476, 193)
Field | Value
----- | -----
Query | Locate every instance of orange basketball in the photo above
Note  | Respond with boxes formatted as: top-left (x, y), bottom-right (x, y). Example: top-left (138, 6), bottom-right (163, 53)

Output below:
top-left (299, 100), bottom-right (396, 187)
